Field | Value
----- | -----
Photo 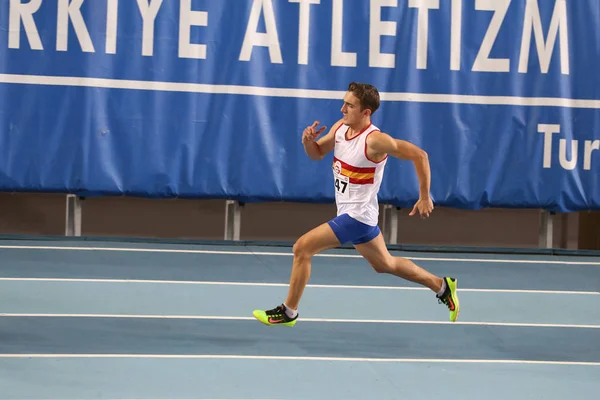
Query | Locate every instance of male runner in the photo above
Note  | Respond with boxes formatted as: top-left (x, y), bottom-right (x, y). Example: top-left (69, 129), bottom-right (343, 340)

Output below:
top-left (252, 82), bottom-right (459, 326)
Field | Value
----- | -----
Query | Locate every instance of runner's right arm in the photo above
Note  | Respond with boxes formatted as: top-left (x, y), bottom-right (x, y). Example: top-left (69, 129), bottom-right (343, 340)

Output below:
top-left (302, 119), bottom-right (343, 160)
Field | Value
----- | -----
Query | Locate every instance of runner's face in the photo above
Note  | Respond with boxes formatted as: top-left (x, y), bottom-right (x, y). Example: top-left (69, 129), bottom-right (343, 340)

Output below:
top-left (341, 92), bottom-right (367, 126)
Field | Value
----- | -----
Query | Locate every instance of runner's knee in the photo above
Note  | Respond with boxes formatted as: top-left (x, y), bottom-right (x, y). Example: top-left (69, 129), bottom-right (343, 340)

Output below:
top-left (368, 255), bottom-right (393, 274)
top-left (293, 236), bottom-right (314, 260)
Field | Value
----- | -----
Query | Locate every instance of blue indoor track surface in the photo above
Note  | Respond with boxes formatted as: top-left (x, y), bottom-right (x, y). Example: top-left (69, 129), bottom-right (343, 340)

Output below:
top-left (0, 239), bottom-right (599, 399)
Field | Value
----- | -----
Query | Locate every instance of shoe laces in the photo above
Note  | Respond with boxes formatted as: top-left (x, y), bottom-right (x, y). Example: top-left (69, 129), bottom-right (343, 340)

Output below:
top-left (438, 295), bottom-right (451, 308)
top-left (265, 305), bottom-right (285, 317)
top-left (438, 291), bottom-right (456, 311)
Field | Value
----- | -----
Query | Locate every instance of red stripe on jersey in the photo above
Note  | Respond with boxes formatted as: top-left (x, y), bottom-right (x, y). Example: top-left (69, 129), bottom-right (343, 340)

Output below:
top-left (349, 177), bottom-right (375, 185)
top-left (333, 157), bottom-right (376, 173)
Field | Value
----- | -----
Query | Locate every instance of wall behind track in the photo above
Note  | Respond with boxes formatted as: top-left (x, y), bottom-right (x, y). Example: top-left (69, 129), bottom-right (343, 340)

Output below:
top-left (0, 193), bottom-right (581, 250)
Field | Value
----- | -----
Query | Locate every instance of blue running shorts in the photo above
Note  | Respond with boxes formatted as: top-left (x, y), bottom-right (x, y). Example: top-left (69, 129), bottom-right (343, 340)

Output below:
top-left (327, 213), bottom-right (381, 245)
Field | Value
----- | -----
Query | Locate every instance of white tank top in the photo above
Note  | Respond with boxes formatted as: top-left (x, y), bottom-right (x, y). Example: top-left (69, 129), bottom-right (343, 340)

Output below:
top-left (332, 122), bottom-right (387, 226)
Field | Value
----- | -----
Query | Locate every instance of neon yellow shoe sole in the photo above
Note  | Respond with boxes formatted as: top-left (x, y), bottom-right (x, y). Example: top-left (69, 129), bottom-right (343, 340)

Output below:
top-left (446, 277), bottom-right (460, 322)
top-left (253, 309), bottom-right (297, 327)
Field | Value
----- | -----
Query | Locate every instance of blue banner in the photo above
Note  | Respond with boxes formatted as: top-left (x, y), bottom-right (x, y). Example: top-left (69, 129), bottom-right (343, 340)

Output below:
top-left (0, 0), bottom-right (598, 212)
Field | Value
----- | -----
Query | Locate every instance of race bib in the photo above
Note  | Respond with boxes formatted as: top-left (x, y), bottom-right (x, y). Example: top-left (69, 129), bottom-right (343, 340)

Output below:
top-left (334, 172), bottom-right (349, 199)
top-left (332, 160), bottom-right (349, 199)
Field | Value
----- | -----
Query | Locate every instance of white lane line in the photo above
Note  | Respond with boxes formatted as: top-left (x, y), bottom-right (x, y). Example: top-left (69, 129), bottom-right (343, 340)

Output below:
top-left (0, 277), bottom-right (597, 295)
top-left (0, 353), bottom-right (598, 366)
top-left (1, 313), bottom-right (598, 329)
top-left (1, 244), bottom-right (600, 265)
